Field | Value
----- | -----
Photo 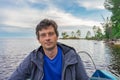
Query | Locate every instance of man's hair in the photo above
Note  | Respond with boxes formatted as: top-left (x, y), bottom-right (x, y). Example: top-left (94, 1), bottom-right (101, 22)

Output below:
top-left (36, 19), bottom-right (59, 39)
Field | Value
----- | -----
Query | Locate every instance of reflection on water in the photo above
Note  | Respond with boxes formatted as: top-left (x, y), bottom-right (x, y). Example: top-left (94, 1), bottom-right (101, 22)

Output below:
top-left (0, 38), bottom-right (39, 80)
top-left (108, 45), bottom-right (120, 75)
top-left (0, 38), bottom-right (120, 79)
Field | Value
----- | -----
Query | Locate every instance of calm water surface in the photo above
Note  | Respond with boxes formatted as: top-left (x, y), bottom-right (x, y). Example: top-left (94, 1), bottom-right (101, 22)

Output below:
top-left (0, 38), bottom-right (119, 80)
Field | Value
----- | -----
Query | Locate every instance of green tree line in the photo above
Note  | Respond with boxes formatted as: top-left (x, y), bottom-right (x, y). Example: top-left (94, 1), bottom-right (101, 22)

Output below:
top-left (104, 0), bottom-right (120, 39)
top-left (61, 0), bottom-right (120, 40)
top-left (61, 30), bottom-right (81, 39)
top-left (61, 27), bottom-right (103, 40)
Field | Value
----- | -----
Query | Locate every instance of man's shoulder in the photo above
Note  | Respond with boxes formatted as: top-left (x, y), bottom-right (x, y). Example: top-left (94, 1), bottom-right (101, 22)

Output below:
top-left (57, 42), bottom-right (76, 53)
top-left (58, 42), bottom-right (75, 49)
top-left (31, 46), bottom-right (43, 53)
top-left (28, 46), bottom-right (42, 57)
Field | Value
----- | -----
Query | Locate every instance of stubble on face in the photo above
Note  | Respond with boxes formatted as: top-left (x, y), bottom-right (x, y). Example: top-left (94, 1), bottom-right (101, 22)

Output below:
top-left (38, 26), bottom-right (58, 52)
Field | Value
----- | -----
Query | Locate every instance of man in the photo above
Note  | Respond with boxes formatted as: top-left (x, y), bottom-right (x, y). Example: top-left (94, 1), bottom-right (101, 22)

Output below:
top-left (8, 19), bottom-right (89, 80)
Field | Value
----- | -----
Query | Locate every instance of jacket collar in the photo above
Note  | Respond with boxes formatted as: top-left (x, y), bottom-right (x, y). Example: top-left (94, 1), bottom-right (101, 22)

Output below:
top-left (31, 42), bottom-right (78, 69)
top-left (57, 42), bottom-right (78, 65)
top-left (31, 46), bottom-right (44, 70)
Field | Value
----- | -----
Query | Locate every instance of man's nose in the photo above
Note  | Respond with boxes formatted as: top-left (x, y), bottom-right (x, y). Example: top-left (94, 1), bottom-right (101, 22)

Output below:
top-left (45, 34), bottom-right (51, 40)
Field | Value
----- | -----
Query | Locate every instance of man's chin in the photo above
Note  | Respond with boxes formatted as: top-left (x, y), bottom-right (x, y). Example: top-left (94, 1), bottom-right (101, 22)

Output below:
top-left (45, 46), bottom-right (55, 51)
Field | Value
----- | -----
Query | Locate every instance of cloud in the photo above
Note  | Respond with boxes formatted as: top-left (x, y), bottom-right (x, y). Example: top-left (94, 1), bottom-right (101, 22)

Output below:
top-left (1, 26), bottom-right (22, 33)
top-left (0, 6), bottom-right (101, 30)
top-left (77, 0), bottom-right (105, 10)
top-left (53, 11), bottom-right (100, 27)
top-left (0, 0), bottom-right (110, 37)
top-left (0, 8), bottom-right (36, 28)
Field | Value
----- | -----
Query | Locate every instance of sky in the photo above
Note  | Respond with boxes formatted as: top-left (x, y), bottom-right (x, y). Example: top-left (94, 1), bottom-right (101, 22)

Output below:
top-left (0, 0), bottom-right (112, 38)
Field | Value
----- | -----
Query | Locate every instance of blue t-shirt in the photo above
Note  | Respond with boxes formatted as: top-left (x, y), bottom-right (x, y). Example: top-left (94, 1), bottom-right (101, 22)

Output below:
top-left (43, 46), bottom-right (62, 80)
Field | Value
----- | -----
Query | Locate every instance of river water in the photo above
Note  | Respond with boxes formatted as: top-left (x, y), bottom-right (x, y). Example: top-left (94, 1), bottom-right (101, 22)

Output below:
top-left (0, 38), bottom-right (120, 80)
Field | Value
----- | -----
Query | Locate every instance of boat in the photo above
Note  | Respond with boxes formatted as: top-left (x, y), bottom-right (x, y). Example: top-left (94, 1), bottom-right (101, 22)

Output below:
top-left (90, 69), bottom-right (120, 80)
top-left (78, 51), bottom-right (120, 80)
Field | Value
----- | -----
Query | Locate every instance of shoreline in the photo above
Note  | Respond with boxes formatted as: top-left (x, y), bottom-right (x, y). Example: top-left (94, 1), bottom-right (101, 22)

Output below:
top-left (107, 39), bottom-right (120, 45)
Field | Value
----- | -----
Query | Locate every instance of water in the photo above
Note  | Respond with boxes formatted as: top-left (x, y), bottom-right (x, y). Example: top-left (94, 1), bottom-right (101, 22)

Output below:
top-left (0, 38), bottom-right (39, 80)
top-left (108, 45), bottom-right (120, 75)
top-left (0, 38), bottom-right (119, 80)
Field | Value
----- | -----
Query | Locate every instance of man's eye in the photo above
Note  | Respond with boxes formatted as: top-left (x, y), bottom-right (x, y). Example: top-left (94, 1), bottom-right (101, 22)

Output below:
top-left (40, 34), bottom-right (46, 37)
top-left (49, 32), bottom-right (54, 36)
top-left (39, 32), bottom-right (55, 37)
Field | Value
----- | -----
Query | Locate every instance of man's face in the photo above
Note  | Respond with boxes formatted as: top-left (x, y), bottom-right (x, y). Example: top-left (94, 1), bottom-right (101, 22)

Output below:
top-left (38, 26), bottom-right (58, 51)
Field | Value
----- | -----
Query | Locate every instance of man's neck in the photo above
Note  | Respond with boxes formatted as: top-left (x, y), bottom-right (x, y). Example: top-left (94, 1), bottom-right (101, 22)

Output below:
top-left (44, 46), bottom-right (58, 60)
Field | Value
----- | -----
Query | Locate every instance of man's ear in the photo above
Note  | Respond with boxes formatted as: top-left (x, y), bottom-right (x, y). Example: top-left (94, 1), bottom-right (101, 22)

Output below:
top-left (37, 37), bottom-right (40, 43)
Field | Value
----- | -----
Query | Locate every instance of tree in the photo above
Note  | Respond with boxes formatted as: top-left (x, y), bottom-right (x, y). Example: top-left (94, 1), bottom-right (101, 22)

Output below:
top-left (96, 27), bottom-right (103, 40)
top-left (101, 16), bottom-right (112, 39)
top-left (76, 30), bottom-right (81, 38)
top-left (71, 31), bottom-right (75, 38)
top-left (104, 0), bottom-right (120, 25)
top-left (86, 31), bottom-right (91, 39)
top-left (61, 32), bottom-right (69, 39)
top-left (93, 26), bottom-right (104, 40)
top-left (104, 0), bottom-right (120, 39)
top-left (93, 25), bottom-right (98, 38)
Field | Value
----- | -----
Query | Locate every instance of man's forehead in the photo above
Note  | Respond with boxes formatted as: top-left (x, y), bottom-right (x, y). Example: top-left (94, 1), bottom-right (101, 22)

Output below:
top-left (39, 26), bottom-right (54, 33)
top-left (41, 26), bottom-right (54, 30)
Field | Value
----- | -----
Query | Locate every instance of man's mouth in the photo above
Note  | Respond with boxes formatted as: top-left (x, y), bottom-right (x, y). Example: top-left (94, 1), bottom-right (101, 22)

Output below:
top-left (45, 42), bottom-right (52, 45)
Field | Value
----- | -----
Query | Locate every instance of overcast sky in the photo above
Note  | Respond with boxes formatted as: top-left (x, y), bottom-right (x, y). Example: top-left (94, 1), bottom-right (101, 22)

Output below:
top-left (0, 0), bottom-right (111, 38)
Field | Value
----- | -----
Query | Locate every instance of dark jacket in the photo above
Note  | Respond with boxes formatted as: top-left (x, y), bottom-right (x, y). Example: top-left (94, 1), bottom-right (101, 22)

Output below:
top-left (8, 43), bottom-right (89, 80)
